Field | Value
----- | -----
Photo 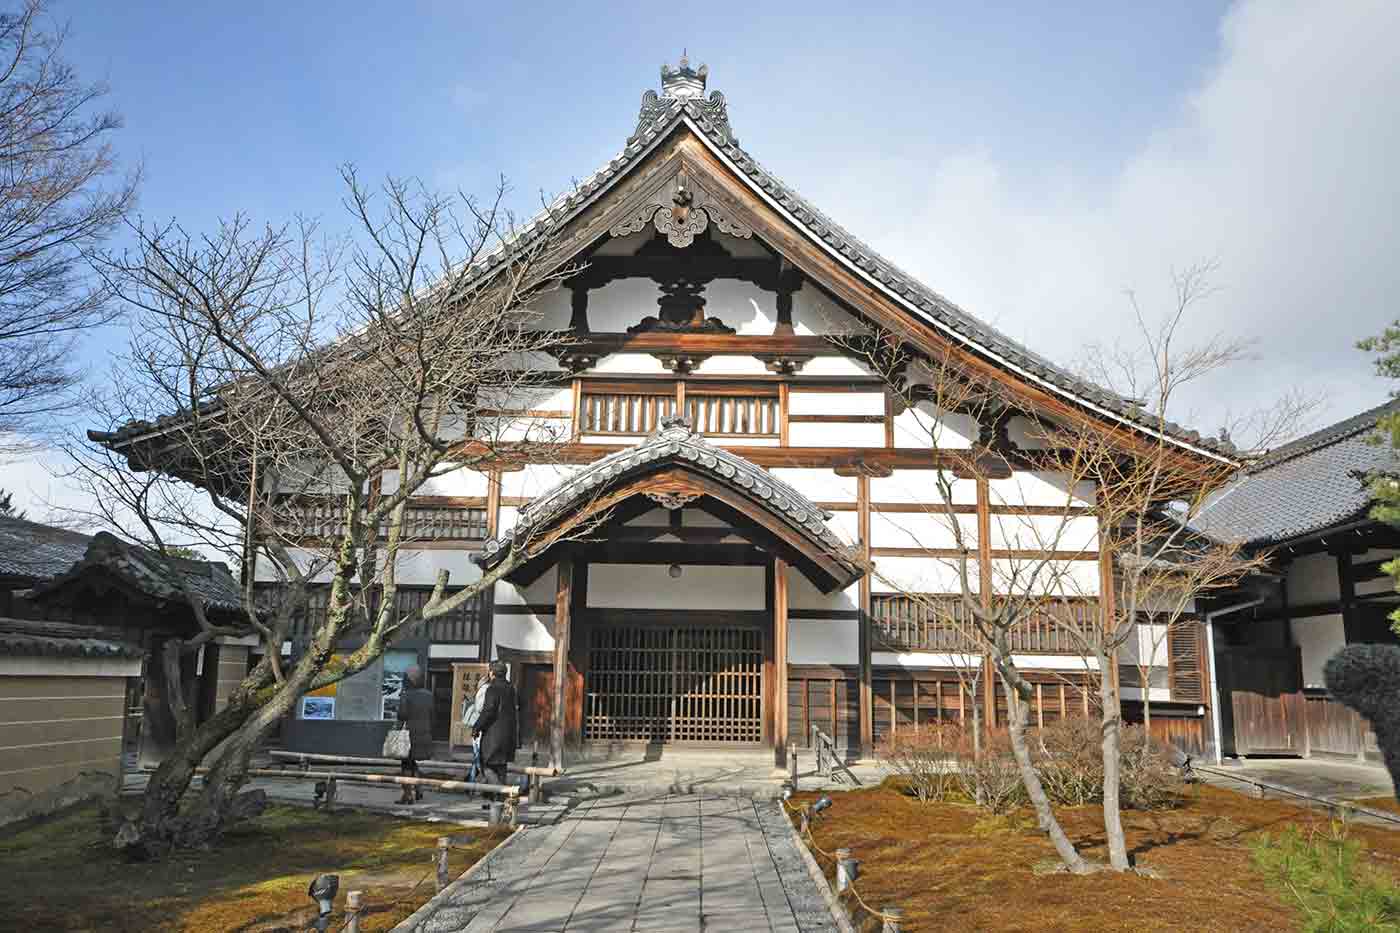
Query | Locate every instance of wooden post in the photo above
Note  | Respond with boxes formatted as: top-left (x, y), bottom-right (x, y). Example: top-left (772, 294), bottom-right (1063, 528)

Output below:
top-left (435, 837), bottom-right (451, 891)
top-left (551, 556), bottom-right (574, 772)
top-left (976, 475), bottom-right (995, 732)
top-left (774, 557), bottom-right (790, 761)
top-left (858, 474), bottom-right (874, 757)
top-left (345, 891), bottom-right (363, 933)
top-left (788, 741), bottom-right (798, 789)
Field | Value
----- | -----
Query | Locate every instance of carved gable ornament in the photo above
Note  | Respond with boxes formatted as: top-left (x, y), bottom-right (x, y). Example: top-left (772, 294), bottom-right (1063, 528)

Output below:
top-left (609, 170), bottom-right (753, 249)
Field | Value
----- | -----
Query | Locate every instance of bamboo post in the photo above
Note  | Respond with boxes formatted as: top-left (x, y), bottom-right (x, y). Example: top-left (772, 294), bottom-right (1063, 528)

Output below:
top-left (345, 891), bottom-right (363, 933)
top-left (435, 837), bottom-right (451, 892)
top-left (529, 771), bottom-right (543, 805)
top-left (882, 907), bottom-right (905, 932)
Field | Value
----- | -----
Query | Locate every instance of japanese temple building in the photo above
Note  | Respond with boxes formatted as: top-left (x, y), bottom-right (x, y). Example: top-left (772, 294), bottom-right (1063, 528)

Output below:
top-left (93, 59), bottom-right (1235, 763)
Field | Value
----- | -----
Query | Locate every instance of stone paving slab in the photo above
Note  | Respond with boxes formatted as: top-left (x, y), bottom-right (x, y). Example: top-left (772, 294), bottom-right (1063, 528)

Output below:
top-left (399, 793), bottom-right (840, 933)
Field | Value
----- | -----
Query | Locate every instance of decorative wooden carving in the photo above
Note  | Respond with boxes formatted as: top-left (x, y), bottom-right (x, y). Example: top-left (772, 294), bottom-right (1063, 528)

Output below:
top-left (569, 285), bottom-right (591, 333)
top-left (755, 354), bottom-right (811, 375)
top-left (655, 353), bottom-right (710, 375)
top-left (554, 349), bottom-right (601, 373)
top-left (644, 489), bottom-right (702, 510)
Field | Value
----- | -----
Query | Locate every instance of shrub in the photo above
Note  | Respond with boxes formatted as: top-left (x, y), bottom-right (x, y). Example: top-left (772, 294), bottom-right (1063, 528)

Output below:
top-left (1118, 726), bottom-right (1184, 811)
top-left (955, 728), bottom-right (1026, 815)
top-left (1033, 718), bottom-right (1103, 807)
top-left (877, 725), bottom-right (961, 803)
top-left (1252, 823), bottom-right (1400, 932)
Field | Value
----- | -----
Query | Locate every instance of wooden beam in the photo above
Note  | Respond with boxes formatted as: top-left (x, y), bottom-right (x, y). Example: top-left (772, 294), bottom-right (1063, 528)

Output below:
top-left (774, 556), bottom-right (790, 759)
top-left (858, 473), bottom-right (873, 756)
top-left (551, 556), bottom-right (574, 771)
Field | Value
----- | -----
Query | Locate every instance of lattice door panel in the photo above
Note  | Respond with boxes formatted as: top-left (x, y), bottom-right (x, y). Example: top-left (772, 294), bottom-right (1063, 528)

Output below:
top-left (584, 625), bottom-right (764, 745)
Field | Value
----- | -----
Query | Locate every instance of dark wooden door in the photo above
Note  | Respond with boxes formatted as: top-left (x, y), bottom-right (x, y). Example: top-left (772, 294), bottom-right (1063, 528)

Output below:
top-left (518, 663), bottom-right (583, 750)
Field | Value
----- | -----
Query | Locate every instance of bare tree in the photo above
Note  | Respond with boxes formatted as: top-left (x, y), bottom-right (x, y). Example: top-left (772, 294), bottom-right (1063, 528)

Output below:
top-left (67, 168), bottom-right (587, 854)
top-left (0, 1), bottom-right (137, 452)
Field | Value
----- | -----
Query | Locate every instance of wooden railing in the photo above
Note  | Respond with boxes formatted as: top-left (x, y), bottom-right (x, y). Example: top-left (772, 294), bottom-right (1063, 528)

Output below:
top-left (275, 502), bottom-right (487, 541)
top-left (870, 594), bottom-right (1096, 655)
top-left (579, 383), bottom-right (779, 438)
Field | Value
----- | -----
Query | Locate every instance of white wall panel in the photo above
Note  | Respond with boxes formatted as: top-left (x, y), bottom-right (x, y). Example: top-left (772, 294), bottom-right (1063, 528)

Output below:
top-left (391, 548), bottom-right (483, 587)
top-left (1291, 615), bottom-right (1346, 688)
top-left (587, 564), bottom-right (765, 610)
top-left (591, 353), bottom-right (669, 374)
top-left (872, 651), bottom-right (982, 668)
top-left (987, 514), bottom-right (1098, 552)
top-left (787, 391), bottom-right (885, 416)
top-left (253, 546), bottom-right (334, 583)
top-left (495, 567), bottom-right (557, 607)
top-left (869, 556), bottom-right (970, 594)
top-left (587, 279), bottom-right (663, 332)
top-left (870, 510), bottom-right (975, 550)
top-left (500, 463), bottom-right (578, 499)
top-left (988, 471), bottom-right (1095, 508)
top-left (985, 559), bottom-right (1100, 597)
top-left (703, 279), bottom-right (779, 334)
top-left (871, 471), bottom-right (978, 505)
top-left (493, 613), bottom-right (556, 655)
top-left (770, 468), bottom-right (857, 503)
top-left (825, 511), bottom-right (861, 547)
top-left (788, 570), bottom-right (860, 611)
top-left (791, 283), bottom-right (866, 336)
top-left (798, 356), bottom-right (877, 377)
top-left (891, 402), bottom-right (976, 449)
top-left (693, 354), bottom-right (770, 375)
top-left (1007, 416), bottom-right (1052, 450)
top-left (789, 422), bottom-right (886, 447)
top-left (526, 288), bottom-right (572, 330)
top-left (382, 465), bottom-right (491, 497)
top-left (789, 619), bottom-right (859, 664)
top-left (1010, 654), bottom-right (1099, 671)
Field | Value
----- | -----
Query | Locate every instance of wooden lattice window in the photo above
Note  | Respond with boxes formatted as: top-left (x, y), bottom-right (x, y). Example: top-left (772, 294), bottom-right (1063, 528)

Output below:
top-left (394, 586), bottom-right (488, 644)
top-left (580, 384), bottom-right (677, 435)
top-left (870, 593), bottom-right (974, 650)
top-left (1167, 620), bottom-right (1205, 703)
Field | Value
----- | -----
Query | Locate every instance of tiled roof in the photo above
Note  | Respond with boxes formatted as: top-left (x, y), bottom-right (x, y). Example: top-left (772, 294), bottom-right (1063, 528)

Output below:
top-left (0, 515), bottom-right (93, 584)
top-left (93, 66), bottom-right (1236, 463)
top-left (477, 416), bottom-right (864, 589)
top-left (1191, 398), bottom-right (1400, 547)
top-left (0, 623), bottom-right (143, 660)
top-left (23, 530), bottom-right (248, 619)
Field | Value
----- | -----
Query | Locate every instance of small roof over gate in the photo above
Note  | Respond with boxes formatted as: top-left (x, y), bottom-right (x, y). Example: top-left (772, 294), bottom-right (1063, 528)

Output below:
top-left (476, 417), bottom-right (864, 592)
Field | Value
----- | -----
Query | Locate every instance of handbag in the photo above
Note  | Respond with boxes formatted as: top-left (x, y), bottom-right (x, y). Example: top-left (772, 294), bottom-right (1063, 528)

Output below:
top-left (382, 727), bottom-right (412, 759)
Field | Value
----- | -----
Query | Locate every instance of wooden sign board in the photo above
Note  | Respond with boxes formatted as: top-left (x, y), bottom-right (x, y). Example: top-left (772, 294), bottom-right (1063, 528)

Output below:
top-left (449, 662), bottom-right (490, 749)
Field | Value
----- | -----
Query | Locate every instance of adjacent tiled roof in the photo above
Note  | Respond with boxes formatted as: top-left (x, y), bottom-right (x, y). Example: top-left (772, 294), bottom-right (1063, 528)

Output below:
top-left (92, 67), bottom-right (1236, 463)
top-left (0, 515), bottom-right (94, 584)
top-left (1191, 398), bottom-right (1400, 547)
top-left (29, 531), bottom-right (248, 619)
top-left (476, 417), bottom-right (863, 588)
top-left (0, 622), bottom-right (143, 660)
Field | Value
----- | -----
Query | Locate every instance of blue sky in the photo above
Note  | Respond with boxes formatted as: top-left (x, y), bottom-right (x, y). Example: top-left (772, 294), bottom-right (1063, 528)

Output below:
top-left (12, 0), bottom-right (1400, 515)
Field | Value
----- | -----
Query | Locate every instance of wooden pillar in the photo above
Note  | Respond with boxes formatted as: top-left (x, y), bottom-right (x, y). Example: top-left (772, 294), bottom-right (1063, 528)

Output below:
top-left (976, 475), bottom-right (995, 730)
top-left (774, 557), bottom-right (790, 760)
top-left (551, 555), bottom-right (574, 771)
top-left (858, 474), bottom-right (874, 756)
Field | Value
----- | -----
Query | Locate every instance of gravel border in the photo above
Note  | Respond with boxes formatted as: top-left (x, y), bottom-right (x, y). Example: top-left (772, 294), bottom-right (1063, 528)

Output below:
top-left (754, 799), bottom-right (844, 933)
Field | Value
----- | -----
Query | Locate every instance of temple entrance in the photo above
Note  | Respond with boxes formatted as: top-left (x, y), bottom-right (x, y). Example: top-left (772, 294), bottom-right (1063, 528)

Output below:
top-left (583, 624), bottom-right (764, 745)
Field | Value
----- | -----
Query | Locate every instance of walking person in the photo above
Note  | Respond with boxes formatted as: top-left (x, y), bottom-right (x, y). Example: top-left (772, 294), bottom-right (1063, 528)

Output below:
top-left (395, 665), bottom-right (434, 805)
top-left (460, 672), bottom-right (490, 785)
top-left (472, 661), bottom-right (517, 793)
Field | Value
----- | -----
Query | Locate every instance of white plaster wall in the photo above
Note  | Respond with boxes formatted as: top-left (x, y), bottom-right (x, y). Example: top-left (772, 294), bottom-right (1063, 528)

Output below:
top-left (790, 283), bottom-right (865, 336)
top-left (495, 567), bottom-right (558, 607)
top-left (788, 570), bottom-right (860, 612)
top-left (493, 613), bottom-right (556, 656)
top-left (787, 391), bottom-right (885, 416)
top-left (381, 466), bottom-right (491, 497)
top-left (278, 460), bottom-right (352, 495)
top-left (500, 463), bottom-right (579, 499)
top-left (985, 558), bottom-right (1100, 597)
top-left (1118, 623), bottom-right (1170, 668)
top-left (789, 422), bottom-right (887, 447)
top-left (392, 548), bottom-right (483, 587)
top-left (987, 514), bottom-right (1099, 553)
top-left (1011, 654), bottom-right (1100, 671)
top-left (691, 355), bottom-right (771, 375)
top-left (702, 279), bottom-right (779, 334)
top-left (825, 511), bottom-right (860, 547)
top-left (253, 546), bottom-right (333, 583)
top-left (1120, 686), bottom-right (1174, 703)
top-left (892, 402), bottom-right (976, 450)
top-left (869, 556), bottom-right (970, 594)
top-left (869, 510), bottom-right (976, 550)
top-left (1287, 553), bottom-right (1340, 606)
top-left (591, 353), bottom-right (670, 375)
top-left (770, 468), bottom-right (857, 504)
top-left (1291, 615), bottom-right (1346, 688)
top-left (1007, 416), bottom-right (1052, 450)
top-left (872, 652), bottom-right (981, 668)
top-left (585, 279), bottom-right (663, 332)
top-left (790, 619), bottom-right (859, 664)
top-left (987, 471), bottom-right (1095, 508)
top-left (525, 288), bottom-right (572, 330)
top-left (488, 416), bottom-right (572, 444)
top-left (586, 564), bottom-right (765, 610)
top-left (871, 471), bottom-right (978, 505)
top-left (798, 356), bottom-right (878, 377)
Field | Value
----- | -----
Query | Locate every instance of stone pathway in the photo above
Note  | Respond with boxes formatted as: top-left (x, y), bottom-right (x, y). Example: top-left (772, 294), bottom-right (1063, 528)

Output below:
top-left (401, 793), bottom-right (840, 933)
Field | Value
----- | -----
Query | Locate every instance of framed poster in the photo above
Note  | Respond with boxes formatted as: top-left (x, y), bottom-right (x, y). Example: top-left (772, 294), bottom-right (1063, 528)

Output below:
top-left (381, 651), bottom-right (416, 721)
top-left (300, 696), bottom-right (336, 720)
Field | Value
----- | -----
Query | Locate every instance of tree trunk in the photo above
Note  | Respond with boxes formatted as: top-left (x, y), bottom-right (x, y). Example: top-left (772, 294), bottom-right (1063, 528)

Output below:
top-left (1099, 654), bottom-right (1131, 871)
top-left (999, 664), bottom-right (1094, 874)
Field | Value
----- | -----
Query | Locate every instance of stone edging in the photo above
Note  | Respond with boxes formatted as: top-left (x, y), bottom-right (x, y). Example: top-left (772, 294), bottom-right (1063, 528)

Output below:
top-left (775, 801), bottom-right (859, 933)
top-left (391, 824), bottom-right (528, 932)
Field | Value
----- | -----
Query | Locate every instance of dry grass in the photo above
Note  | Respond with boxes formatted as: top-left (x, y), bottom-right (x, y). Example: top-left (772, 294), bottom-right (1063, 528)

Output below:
top-left (791, 781), bottom-right (1400, 932)
top-left (0, 803), bottom-right (511, 931)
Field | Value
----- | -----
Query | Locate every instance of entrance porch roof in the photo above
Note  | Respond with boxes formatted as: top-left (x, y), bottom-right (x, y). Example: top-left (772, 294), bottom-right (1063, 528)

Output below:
top-left (476, 417), bottom-right (864, 592)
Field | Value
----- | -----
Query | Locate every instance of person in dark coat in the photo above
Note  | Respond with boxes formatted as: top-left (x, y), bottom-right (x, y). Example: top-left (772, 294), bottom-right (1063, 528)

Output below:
top-left (396, 665), bottom-right (434, 804)
top-left (472, 661), bottom-right (517, 790)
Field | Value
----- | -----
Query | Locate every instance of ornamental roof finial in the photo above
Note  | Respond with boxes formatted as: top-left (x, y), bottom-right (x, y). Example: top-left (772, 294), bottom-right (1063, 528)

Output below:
top-left (660, 52), bottom-right (708, 100)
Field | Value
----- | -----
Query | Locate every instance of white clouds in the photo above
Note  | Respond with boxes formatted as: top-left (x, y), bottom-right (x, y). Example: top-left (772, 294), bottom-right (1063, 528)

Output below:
top-left (821, 0), bottom-right (1399, 438)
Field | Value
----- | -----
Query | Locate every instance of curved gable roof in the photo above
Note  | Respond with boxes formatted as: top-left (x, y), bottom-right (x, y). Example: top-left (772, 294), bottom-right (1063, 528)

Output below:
top-left (477, 418), bottom-right (864, 591)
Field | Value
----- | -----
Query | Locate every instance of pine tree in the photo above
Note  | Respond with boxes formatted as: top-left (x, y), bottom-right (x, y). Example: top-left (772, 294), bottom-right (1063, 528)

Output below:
top-left (0, 487), bottom-right (23, 519)
top-left (1358, 323), bottom-right (1400, 633)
